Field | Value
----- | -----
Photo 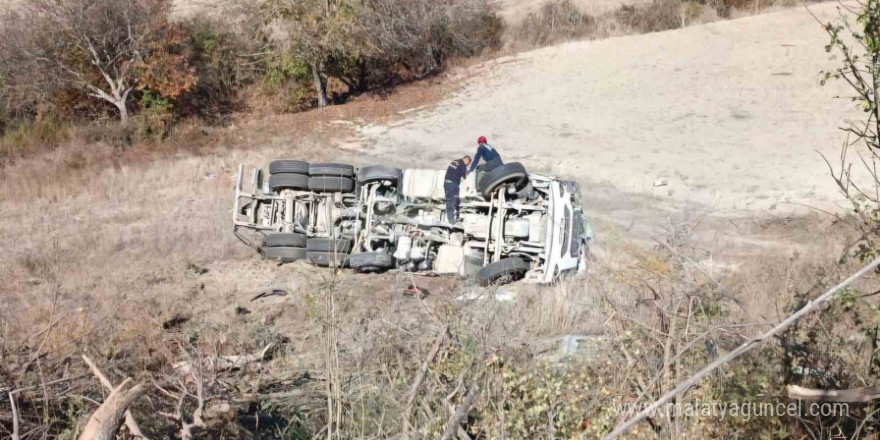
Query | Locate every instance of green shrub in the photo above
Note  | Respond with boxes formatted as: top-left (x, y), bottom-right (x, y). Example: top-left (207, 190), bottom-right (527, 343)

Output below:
top-left (135, 89), bottom-right (175, 141)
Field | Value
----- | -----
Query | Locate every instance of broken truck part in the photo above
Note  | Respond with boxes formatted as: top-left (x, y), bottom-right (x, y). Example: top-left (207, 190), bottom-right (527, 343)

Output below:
top-left (232, 159), bottom-right (593, 285)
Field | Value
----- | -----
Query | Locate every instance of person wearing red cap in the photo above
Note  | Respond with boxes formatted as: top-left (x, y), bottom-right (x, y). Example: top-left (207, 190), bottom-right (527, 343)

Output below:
top-left (469, 136), bottom-right (503, 173)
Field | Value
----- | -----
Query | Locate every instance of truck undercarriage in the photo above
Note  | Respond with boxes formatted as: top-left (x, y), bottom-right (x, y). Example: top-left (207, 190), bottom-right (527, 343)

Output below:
top-left (233, 160), bottom-right (592, 285)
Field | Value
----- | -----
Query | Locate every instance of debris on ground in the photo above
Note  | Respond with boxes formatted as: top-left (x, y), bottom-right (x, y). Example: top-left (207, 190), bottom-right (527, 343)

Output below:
top-left (251, 289), bottom-right (289, 302)
top-left (403, 284), bottom-right (430, 299)
top-left (455, 287), bottom-right (517, 302)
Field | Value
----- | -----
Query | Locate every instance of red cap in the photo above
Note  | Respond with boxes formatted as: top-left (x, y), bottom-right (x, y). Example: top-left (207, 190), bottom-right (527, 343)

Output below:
top-left (477, 136), bottom-right (487, 144)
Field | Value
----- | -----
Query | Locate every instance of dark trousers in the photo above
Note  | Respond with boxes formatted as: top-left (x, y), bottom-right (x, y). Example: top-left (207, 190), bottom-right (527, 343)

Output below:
top-left (444, 182), bottom-right (460, 223)
top-left (477, 157), bottom-right (503, 172)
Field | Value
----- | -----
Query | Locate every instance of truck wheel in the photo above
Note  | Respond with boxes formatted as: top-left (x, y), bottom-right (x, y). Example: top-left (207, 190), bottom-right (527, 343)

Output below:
top-left (308, 251), bottom-right (350, 267)
top-left (310, 163), bottom-right (355, 177)
top-left (262, 246), bottom-right (307, 263)
top-left (270, 160), bottom-right (309, 175)
top-left (307, 238), bottom-right (353, 253)
top-left (309, 176), bottom-right (355, 192)
top-left (477, 162), bottom-right (529, 199)
top-left (350, 252), bottom-right (394, 273)
top-left (269, 173), bottom-right (310, 191)
top-left (264, 233), bottom-right (307, 248)
top-left (476, 258), bottom-right (530, 286)
top-left (358, 165), bottom-right (402, 185)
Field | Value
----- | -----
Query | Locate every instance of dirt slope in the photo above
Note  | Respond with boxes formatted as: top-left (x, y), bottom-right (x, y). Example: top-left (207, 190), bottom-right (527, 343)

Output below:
top-left (353, 3), bottom-right (854, 215)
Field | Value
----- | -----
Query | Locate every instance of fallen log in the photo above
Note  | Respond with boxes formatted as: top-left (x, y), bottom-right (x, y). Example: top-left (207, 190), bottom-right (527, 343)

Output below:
top-left (82, 355), bottom-right (149, 439)
top-left (78, 379), bottom-right (145, 440)
top-left (787, 385), bottom-right (880, 403)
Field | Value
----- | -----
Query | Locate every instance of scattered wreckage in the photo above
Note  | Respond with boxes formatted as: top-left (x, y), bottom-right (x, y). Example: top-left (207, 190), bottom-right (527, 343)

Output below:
top-left (233, 159), bottom-right (593, 285)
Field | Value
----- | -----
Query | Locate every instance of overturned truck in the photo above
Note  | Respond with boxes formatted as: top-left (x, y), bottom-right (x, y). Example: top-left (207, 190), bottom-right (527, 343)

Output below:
top-left (233, 159), bottom-right (592, 285)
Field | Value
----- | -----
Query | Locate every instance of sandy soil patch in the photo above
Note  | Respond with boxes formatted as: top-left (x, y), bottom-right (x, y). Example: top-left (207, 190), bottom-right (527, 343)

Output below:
top-left (352, 3), bottom-right (857, 215)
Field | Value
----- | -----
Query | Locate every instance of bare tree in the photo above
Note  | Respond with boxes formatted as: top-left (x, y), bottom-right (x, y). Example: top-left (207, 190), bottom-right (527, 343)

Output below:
top-left (2, 0), bottom-right (169, 120)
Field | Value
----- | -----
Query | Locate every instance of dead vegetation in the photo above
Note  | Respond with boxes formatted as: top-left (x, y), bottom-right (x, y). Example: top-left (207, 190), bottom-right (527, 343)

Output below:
top-left (2, 163), bottom-right (873, 439)
top-left (5, 1), bottom-right (880, 439)
top-left (0, 106), bottom-right (875, 438)
top-left (503, 0), bottom-right (807, 50)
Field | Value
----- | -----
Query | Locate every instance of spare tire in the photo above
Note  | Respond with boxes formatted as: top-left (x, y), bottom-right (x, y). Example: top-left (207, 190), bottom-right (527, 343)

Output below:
top-left (476, 257), bottom-right (530, 286)
top-left (269, 160), bottom-right (309, 175)
top-left (307, 251), bottom-right (349, 267)
top-left (310, 163), bottom-right (355, 177)
top-left (350, 252), bottom-right (394, 273)
top-left (269, 173), bottom-right (310, 191)
top-left (477, 162), bottom-right (529, 200)
top-left (264, 233), bottom-right (307, 248)
top-left (358, 165), bottom-right (402, 185)
top-left (262, 246), bottom-right (307, 263)
top-left (309, 176), bottom-right (355, 192)
top-left (307, 238), bottom-right (353, 253)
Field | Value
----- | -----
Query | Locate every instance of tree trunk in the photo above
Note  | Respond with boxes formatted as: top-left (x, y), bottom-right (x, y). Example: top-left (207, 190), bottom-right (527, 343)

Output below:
top-left (115, 100), bottom-right (128, 121)
top-left (86, 83), bottom-right (130, 122)
top-left (312, 62), bottom-right (329, 107)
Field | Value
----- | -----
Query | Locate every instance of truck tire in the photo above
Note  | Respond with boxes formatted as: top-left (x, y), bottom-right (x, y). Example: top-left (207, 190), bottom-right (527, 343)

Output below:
top-left (476, 257), bottom-right (530, 286)
top-left (477, 162), bottom-right (529, 200)
top-left (310, 163), bottom-right (355, 177)
top-left (306, 238), bottom-right (353, 253)
top-left (309, 176), bottom-right (355, 192)
top-left (358, 165), bottom-right (402, 185)
top-left (269, 160), bottom-right (309, 175)
top-left (269, 173), bottom-right (310, 191)
top-left (350, 252), bottom-right (394, 273)
top-left (262, 246), bottom-right (307, 263)
top-left (308, 251), bottom-right (350, 267)
top-left (264, 233), bottom-right (307, 248)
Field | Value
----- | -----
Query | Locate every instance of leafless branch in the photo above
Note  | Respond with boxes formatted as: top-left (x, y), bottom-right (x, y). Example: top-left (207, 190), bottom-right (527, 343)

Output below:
top-left (8, 391), bottom-right (20, 440)
top-left (440, 382), bottom-right (479, 440)
top-left (604, 256), bottom-right (880, 440)
top-left (404, 328), bottom-right (447, 431)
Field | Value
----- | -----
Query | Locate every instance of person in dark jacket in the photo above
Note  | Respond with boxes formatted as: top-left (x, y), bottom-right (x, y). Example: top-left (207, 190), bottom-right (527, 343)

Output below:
top-left (469, 136), bottom-right (503, 173)
top-left (444, 155), bottom-right (472, 224)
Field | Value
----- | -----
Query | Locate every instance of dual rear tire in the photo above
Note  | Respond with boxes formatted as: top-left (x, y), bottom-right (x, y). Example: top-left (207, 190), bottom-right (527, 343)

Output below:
top-left (306, 238), bottom-right (353, 267)
top-left (261, 232), bottom-right (308, 263)
top-left (268, 160), bottom-right (356, 193)
top-left (262, 235), bottom-right (354, 266)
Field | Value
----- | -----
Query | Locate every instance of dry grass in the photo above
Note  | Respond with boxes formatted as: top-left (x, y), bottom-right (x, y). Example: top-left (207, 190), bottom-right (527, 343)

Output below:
top-left (502, 0), bottom-right (811, 51)
top-left (0, 3), bottom-right (876, 437)
top-left (0, 115), bottom-right (869, 437)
